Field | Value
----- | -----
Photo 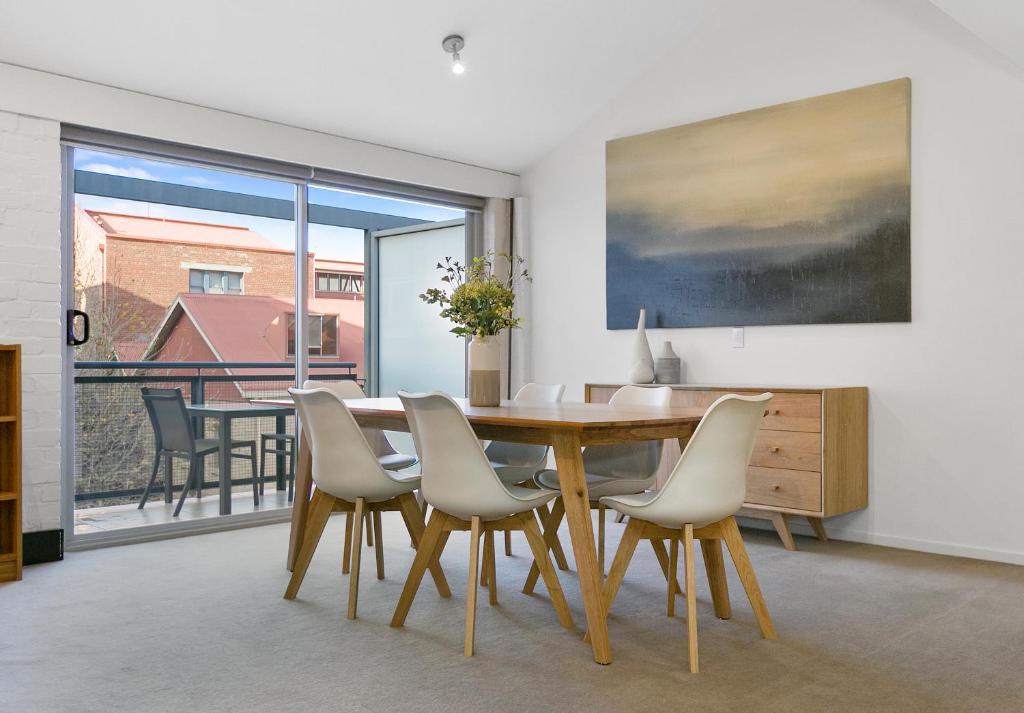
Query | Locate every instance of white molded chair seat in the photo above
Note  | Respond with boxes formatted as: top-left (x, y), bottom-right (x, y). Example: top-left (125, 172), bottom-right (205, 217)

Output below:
top-left (392, 390), bottom-right (573, 656)
top-left (284, 388), bottom-right (450, 621)
top-left (484, 382), bottom-right (565, 487)
top-left (302, 379), bottom-right (417, 472)
top-left (535, 468), bottom-right (655, 499)
top-left (596, 393), bottom-right (777, 673)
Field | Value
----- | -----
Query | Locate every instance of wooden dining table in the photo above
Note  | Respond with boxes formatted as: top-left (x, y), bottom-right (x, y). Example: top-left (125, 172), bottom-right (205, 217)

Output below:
top-left (261, 395), bottom-right (704, 665)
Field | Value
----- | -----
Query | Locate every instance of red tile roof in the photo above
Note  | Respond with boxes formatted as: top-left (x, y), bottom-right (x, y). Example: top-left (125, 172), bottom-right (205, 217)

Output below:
top-left (84, 210), bottom-right (290, 253)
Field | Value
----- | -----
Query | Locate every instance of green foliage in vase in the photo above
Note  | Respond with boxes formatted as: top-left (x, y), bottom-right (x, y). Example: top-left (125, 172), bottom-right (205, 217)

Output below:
top-left (420, 252), bottom-right (531, 338)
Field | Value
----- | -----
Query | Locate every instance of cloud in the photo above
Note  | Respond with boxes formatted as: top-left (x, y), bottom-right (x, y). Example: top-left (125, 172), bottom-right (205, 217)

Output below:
top-left (80, 163), bottom-right (159, 181)
top-left (181, 175), bottom-right (218, 187)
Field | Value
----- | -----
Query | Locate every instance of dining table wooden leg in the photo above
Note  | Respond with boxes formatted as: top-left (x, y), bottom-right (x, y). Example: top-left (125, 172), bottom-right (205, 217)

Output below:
top-left (552, 431), bottom-right (613, 665)
top-left (286, 430), bottom-right (313, 572)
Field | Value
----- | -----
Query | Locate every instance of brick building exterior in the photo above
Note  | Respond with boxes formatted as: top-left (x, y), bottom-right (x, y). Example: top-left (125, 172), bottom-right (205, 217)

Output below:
top-left (73, 208), bottom-right (364, 375)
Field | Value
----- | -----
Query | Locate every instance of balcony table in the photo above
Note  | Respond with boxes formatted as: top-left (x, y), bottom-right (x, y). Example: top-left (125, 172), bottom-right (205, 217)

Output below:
top-left (185, 403), bottom-right (295, 515)
top-left (259, 395), bottom-right (703, 665)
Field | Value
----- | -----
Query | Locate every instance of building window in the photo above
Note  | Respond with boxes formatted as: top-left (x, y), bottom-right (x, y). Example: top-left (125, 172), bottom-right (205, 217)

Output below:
top-left (287, 313), bottom-right (338, 356)
top-left (189, 269), bottom-right (243, 295)
top-left (316, 271), bottom-right (363, 294)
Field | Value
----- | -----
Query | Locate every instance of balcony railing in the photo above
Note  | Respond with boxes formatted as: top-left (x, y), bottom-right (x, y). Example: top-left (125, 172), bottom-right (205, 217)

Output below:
top-left (73, 361), bottom-right (356, 507)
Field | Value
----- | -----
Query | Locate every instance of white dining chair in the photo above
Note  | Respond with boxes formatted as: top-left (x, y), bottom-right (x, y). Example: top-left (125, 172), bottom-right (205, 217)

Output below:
top-left (484, 382), bottom-right (568, 565)
top-left (283, 388), bottom-right (450, 619)
top-left (598, 393), bottom-right (778, 673)
top-left (303, 379), bottom-right (418, 570)
top-left (529, 384), bottom-right (674, 584)
top-left (390, 391), bottom-right (574, 656)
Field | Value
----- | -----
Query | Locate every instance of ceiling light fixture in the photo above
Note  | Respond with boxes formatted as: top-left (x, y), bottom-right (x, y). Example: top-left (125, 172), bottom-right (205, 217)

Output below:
top-left (442, 34), bottom-right (466, 75)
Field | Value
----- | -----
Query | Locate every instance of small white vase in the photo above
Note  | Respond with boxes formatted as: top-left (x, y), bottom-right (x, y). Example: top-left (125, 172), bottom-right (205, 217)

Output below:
top-left (628, 308), bottom-right (655, 384)
top-left (468, 335), bottom-right (501, 406)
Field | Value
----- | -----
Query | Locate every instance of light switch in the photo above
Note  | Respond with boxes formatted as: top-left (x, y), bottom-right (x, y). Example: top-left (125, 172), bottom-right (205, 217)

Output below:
top-left (731, 327), bottom-right (745, 348)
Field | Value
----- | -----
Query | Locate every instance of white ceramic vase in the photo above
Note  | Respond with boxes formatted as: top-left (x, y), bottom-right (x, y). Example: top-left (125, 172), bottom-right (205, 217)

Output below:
top-left (627, 308), bottom-right (655, 384)
top-left (468, 335), bottom-right (501, 406)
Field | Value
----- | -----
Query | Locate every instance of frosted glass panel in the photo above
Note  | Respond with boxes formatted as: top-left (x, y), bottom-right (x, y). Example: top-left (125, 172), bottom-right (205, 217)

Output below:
top-left (378, 222), bottom-right (466, 397)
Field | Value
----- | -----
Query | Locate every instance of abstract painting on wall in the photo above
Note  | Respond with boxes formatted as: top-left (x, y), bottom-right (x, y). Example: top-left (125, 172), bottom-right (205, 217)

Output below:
top-left (606, 78), bottom-right (911, 329)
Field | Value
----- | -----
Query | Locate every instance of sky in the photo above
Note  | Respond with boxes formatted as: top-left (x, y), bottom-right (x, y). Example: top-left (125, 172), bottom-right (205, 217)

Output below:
top-left (73, 148), bottom-right (464, 262)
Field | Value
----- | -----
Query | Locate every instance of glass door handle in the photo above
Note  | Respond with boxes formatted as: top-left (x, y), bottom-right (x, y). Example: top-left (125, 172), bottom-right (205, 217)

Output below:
top-left (66, 309), bottom-right (90, 346)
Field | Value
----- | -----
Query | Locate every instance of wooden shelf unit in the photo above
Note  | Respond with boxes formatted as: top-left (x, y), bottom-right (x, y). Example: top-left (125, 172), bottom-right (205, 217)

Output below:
top-left (585, 383), bottom-right (868, 551)
top-left (0, 344), bottom-right (22, 582)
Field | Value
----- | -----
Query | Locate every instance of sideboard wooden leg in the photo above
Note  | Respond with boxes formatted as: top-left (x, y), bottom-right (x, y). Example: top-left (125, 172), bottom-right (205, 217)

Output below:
top-left (807, 516), bottom-right (828, 542)
top-left (770, 512), bottom-right (797, 551)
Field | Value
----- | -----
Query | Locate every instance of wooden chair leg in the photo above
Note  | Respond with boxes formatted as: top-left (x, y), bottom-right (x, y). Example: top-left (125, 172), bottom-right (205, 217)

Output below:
top-left (700, 538), bottom-right (732, 620)
top-left (667, 536), bottom-right (678, 617)
top-left (391, 509), bottom-right (450, 627)
top-left (597, 503), bottom-right (606, 577)
top-left (373, 511), bottom-right (385, 580)
top-left (347, 497), bottom-right (365, 620)
top-left (465, 515), bottom-right (482, 656)
top-left (396, 493), bottom-right (450, 597)
top-left (524, 498), bottom-right (567, 593)
top-left (721, 516), bottom-right (776, 639)
top-left (518, 511), bottom-right (574, 628)
top-left (807, 516), bottom-right (828, 542)
top-left (544, 500), bottom-right (570, 570)
top-left (650, 539), bottom-right (684, 596)
top-left (486, 530), bottom-right (498, 606)
top-left (284, 490), bottom-right (336, 599)
top-left (480, 532), bottom-right (491, 588)
top-left (504, 529), bottom-right (512, 557)
top-left (584, 517), bottom-right (641, 643)
top-left (770, 512), bottom-right (797, 551)
top-left (365, 511), bottom-right (375, 547)
top-left (683, 524), bottom-right (699, 673)
top-left (342, 511), bottom-right (353, 574)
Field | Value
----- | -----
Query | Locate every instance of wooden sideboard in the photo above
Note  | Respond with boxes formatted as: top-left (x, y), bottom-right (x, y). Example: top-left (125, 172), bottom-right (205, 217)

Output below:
top-left (585, 383), bottom-right (868, 550)
top-left (0, 345), bottom-right (22, 581)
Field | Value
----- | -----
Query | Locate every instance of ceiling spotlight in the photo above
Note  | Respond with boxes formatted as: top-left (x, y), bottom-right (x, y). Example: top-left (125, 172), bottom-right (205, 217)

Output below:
top-left (442, 34), bottom-right (465, 75)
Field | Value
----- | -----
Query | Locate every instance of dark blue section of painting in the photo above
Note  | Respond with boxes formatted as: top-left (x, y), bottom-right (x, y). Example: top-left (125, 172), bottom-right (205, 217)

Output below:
top-left (606, 213), bottom-right (911, 330)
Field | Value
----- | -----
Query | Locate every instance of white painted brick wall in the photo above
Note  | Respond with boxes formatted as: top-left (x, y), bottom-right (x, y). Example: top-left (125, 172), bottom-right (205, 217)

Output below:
top-left (0, 110), bottom-right (62, 532)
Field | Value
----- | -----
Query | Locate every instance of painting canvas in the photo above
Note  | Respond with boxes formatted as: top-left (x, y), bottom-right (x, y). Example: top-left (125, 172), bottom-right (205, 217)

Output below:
top-left (606, 78), bottom-right (911, 329)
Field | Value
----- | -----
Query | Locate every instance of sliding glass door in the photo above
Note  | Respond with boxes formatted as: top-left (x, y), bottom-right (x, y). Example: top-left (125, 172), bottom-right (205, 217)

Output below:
top-left (61, 130), bottom-right (485, 547)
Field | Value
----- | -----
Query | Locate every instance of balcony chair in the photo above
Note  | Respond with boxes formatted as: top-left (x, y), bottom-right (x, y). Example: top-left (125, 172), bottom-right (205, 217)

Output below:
top-left (482, 382), bottom-right (569, 568)
top-left (597, 393), bottom-right (778, 673)
top-left (139, 387), bottom-right (257, 517)
top-left (392, 391), bottom-right (574, 656)
top-left (284, 388), bottom-right (450, 619)
top-left (527, 385), bottom-right (675, 591)
top-left (259, 432), bottom-right (296, 503)
top-left (302, 379), bottom-right (418, 569)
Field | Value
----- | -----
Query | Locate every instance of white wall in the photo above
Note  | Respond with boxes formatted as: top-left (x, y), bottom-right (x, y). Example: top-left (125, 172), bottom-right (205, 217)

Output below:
top-left (522, 0), bottom-right (1024, 563)
top-left (0, 63), bottom-right (519, 533)
top-left (0, 111), bottom-right (62, 531)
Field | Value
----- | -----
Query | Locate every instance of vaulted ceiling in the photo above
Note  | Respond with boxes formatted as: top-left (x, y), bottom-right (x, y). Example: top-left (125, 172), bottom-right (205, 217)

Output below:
top-left (0, 1), bottom-right (1020, 175)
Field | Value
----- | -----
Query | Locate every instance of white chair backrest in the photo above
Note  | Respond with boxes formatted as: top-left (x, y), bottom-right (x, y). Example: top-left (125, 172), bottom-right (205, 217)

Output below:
top-left (399, 391), bottom-right (514, 516)
top-left (303, 379), bottom-right (365, 399)
top-left (657, 393), bottom-right (772, 524)
top-left (512, 382), bottom-right (565, 403)
top-left (289, 387), bottom-right (388, 500)
top-left (485, 383), bottom-right (565, 466)
top-left (303, 379), bottom-right (402, 458)
top-left (583, 385), bottom-right (673, 478)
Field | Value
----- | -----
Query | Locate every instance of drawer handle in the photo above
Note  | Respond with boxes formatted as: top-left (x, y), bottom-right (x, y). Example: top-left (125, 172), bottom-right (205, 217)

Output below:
top-left (770, 409), bottom-right (781, 416)
top-left (772, 484), bottom-right (781, 491)
top-left (769, 446), bottom-right (780, 453)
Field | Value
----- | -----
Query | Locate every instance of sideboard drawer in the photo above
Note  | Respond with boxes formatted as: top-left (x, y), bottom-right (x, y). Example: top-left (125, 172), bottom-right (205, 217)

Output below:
top-left (745, 466), bottom-right (822, 511)
top-left (761, 393), bottom-right (821, 432)
top-left (749, 430), bottom-right (822, 472)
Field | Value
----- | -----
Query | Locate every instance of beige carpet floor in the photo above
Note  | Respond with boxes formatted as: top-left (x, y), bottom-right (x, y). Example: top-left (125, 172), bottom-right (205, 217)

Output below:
top-left (2, 514), bottom-right (1023, 713)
